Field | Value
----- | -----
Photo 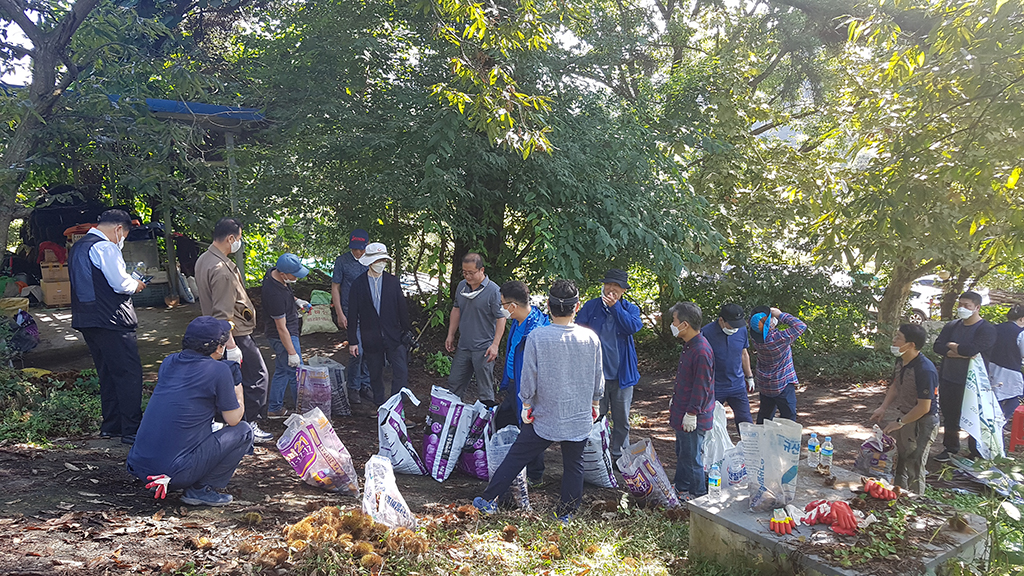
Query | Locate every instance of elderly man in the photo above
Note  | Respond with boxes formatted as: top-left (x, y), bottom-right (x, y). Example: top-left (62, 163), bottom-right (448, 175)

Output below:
top-left (347, 243), bottom-right (411, 406)
top-left (332, 229), bottom-right (371, 403)
top-left (263, 253), bottom-right (310, 418)
top-left (445, 253), bottom-right (506, 404)
top-left (473, 280), bottom-right (603, 520)
top-left (577, 268), bottom-right (643, 465)
top-left (668, 302), bottom-right (715, 501)
top-left (932, 291), bottom-right (996, 461)
top-left (194, 218), bottom-right (272, 443)
top-left (701, 303), bottom-right (755, 435)
top-left (127, 316), bottom-right (254, 506)
top-left (69, 209), bottom-right (147, 445)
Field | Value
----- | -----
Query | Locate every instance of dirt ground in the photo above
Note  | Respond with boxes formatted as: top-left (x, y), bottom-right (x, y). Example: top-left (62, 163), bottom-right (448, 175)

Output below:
top-left (0, 314), bottom-right (973, 575)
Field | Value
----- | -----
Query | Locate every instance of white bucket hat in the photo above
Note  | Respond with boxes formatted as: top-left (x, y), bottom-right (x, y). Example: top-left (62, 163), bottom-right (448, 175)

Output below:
top-left (358, 242), bottom-right (392, 266)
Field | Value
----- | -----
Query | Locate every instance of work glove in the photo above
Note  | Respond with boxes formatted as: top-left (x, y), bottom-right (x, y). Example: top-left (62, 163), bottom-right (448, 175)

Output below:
top-left (288, 353), bottom-right (301, 368)
top-left (769, 508), bottom-right (795, 535)
top-left (146, 475), bottom-right (171, 500)
top-left (829, 501), bottom-right (857, 536)
top-left (746, 377), bottom-right (756, 392)
top-left (682, 413), bottom-right (697, 432)
top-left (592, 403), bottom-right (600, 422)
top-left (784, 504), bottom-right (804, 526)
top-left (521, 406), bottom-right (534, 424)
top-left (225, 346), bottom-right (243, 363)
top-left (295, 299), bottom-right (311, 313)
top-left (801, 499), bottom-right (833, 526)
top-left (863, 477), bottom-right (899, 500)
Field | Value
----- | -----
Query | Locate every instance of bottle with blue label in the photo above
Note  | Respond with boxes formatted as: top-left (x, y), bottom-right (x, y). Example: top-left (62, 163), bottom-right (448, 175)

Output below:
top-left (821, 436), bottom-right (834, 469)
top-left (708, 464), bottom-right (722, 501)
top-left (807, 432), bottom-right (820, 467)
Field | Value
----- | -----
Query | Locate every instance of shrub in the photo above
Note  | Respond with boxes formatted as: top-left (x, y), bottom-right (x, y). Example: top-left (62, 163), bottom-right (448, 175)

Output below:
top-left (0, 368), bottom-right (102, 443)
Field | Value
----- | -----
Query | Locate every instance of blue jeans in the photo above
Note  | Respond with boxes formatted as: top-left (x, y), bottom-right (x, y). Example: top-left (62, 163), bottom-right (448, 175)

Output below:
top-left (716, 386), bottom-right (753, 436)
top-left (268, 336), bottom-right (300, 412)
top-left (674, 429), bottom-right (707, 496)
top-left (599, 380), bottom-right (633, 462)
top-left (756, 382), bottom-right (797, 424)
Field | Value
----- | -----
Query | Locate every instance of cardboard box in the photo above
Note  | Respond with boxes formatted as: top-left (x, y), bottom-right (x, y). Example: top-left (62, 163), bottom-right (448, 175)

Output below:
top-left (42, 280), bottom-right (72, 307)
top-left (39, 262), bottom-right (69, 282)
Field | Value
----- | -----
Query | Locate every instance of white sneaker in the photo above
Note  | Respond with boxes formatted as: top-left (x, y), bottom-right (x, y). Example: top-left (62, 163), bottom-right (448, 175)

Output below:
top-left (211, 421), bottom-right (225, 433)
top-left (251, 422), bottom-right (274, 444)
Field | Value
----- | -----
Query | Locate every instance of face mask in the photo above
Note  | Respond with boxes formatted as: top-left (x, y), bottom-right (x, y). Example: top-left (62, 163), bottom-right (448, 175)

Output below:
top-left (670, 323), bottom-right (680, 338)
top-left (956, 307), bottom-right (973, 320)
top-left (370, 261), bottom-right (386, 274)
top-left (769, 317), bottom-right (779, 330)
top-left (723, 327), bottom-right (739, 336)
top-left (499, 306), bottom-right (512, 320)
top-left (116, 231), bottom-right (125, 250)
top-left (284, 276), bottom-right (297, 284)
top-left (230, 238), bottom-right (242, 254)
top-left (890, 344), bottom-right (905, 357)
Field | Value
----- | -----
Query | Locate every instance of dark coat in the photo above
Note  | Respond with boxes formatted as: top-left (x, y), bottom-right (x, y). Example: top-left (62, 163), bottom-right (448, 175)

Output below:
top-left (347, 271), bottom-right (410, 352)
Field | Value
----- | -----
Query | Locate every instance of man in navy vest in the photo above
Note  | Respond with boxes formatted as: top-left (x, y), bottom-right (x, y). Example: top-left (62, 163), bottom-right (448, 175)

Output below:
top-left (69, 209), bottom-right (147, 445)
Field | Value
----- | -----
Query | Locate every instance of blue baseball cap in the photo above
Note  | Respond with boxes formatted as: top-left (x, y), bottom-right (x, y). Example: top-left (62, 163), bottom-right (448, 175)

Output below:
top-left (750, 312), bottom-right (770, 341)
top-left (349, 229), bottom-right (369, 250)
top-left (276, 253), bottom-right (309, 279)
top-left (184, 316), bottom-right (232, 344)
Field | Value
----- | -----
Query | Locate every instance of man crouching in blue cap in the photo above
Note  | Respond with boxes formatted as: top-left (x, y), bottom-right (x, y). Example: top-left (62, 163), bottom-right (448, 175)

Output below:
top-left (126, 316), bottom-right (254, 506)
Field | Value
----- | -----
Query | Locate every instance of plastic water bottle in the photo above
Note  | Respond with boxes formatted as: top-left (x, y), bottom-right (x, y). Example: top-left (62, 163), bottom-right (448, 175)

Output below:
top-left (821, 436), bottom-right (834, 469)
top-left (708, 464), bottom-right (722, 501)
top-left (807, 432), bottom-right (820, 468)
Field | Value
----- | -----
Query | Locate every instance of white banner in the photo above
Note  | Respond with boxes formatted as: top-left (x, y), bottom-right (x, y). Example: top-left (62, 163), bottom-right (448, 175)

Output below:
top-left (960, 354), bottom-right (1006, 460)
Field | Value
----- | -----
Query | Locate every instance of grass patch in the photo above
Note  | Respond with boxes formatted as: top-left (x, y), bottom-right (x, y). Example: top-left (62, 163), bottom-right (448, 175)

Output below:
top-left (0, 368), bottom-right (103, 444)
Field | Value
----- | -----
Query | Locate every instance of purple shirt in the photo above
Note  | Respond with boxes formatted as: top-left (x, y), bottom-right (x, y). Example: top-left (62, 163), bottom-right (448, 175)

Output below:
top-left (752, 312), bottom-right (807, 396)
top-left (670, 333), bottom-right (715, 432)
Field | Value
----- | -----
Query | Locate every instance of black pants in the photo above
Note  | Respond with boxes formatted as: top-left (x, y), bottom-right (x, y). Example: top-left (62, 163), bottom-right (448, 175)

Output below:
top-left (366, 344), bottom-right (408, 406)
top-left (493, 391), bottom-right (546, 482)
top-left (482, 423), bottom-right (586, 517)
top-left (938, 379), bottom-right (979, 457)
top-left (756, 382), bottom-right (798, 424)
top-left (128, 422), bottom-right (253, 490)
top-left (235, 334), bottom-right (269, 423)
top-left (81, 327), bottom-right (143, 439)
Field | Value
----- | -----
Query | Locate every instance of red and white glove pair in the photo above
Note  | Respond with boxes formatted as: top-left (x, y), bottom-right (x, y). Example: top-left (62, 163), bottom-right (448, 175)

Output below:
top-left (146, 474), bottom-right (171, 500)
top-left (801, 499), bottom-right (857, 535)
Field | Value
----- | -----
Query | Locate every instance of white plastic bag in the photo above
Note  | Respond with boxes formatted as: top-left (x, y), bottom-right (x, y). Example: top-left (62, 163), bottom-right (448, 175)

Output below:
top-left (724, 441), bottom-right (746, 487)
top-left (701, 401), bottom-right (734, 472)
top-left (582, 416), bottom-right (618, 488)
top-left (740, 418), bottom-right (801, 511)
top-left (378, 388), bottom-right (428, 475)
top-left (296, 365), bottom-right (332, 416)
top-left (616, 438), bottom-right (679, 509)
top-left (423, 386), bottom-right (475, 482)
top-left (962, 354), bottom-right (1006, 460)
top-left (770, 418), bottom-right (803, 502)
top-left (485, 425), bottom-right (531, 510)
top-left (307, 355), bottom-right (350, 418)
top-left (277, 407), bottom-right (359, 495)
top-left (362, 455), bottom-right (417, 529)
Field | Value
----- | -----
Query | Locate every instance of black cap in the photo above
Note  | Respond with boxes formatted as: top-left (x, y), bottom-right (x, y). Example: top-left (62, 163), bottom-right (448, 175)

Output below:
top-left (600, 268), bottom-right (630, 290)
top-left (349, 229), bottom-right (368, 250)
top-left (720, 303), bottom-right (746, 328)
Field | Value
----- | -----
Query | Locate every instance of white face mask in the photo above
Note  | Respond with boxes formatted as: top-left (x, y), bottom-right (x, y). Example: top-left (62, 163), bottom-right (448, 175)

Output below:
top-left (769, 317), bottom-right (779, 330)
top-left (890, 344), bottom-right (905, 357)
top-left (956, 307), bottom-right (973, 320)
top-left (370, 261), bottom-right (386, 274)
top-left (230, 238), bottom-right (242, 254)
top-left (116, 230), bottom-right (125, 250)
top-left (284, 276), bottom-right (297, 284)
top-left (670, 323), bottom-right (680, 338)
top-left (499, 306), bottom-right (512, 320)
top-left (723, 326), bottom-right (739, 336)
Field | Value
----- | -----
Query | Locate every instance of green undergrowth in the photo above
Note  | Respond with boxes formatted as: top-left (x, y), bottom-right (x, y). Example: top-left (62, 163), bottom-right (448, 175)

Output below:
top-left (0, 368), bottom-right (102, 444)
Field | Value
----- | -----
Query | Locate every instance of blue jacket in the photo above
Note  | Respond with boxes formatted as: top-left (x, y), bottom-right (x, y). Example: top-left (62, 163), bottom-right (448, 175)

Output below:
top-left (576, 296), bottom-right (643, 388)
top-left (499, 306), bottom-right (550, 407)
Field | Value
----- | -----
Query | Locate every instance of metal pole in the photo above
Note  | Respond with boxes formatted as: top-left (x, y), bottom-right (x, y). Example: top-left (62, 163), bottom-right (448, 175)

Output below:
top-left (225, 131), bottom-right (246, 285)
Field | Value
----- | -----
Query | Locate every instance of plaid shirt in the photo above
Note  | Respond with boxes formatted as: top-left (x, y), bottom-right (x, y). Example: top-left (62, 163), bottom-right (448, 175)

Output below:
top-left (670, 333), bottom-right (715, 432)
top-left (752, 312), bottom-right (807, 396)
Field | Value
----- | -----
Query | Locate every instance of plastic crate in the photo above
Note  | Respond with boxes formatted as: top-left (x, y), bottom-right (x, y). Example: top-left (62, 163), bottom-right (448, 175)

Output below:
top-left (131, 282), bottom-right (170, 307)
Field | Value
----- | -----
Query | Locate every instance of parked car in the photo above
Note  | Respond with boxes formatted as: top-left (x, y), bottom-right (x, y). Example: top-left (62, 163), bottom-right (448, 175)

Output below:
top-left (905, 275), bottom-right (989, 324)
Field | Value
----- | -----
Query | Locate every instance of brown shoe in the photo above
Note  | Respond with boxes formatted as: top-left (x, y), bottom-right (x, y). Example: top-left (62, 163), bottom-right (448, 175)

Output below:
top-left (268, 409), bottom-right (289, 419)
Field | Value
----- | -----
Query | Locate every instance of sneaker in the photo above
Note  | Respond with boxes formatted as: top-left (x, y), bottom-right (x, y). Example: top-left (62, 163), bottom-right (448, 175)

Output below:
top-left (267, 409), bottom-right (289, 419)
top-left (676, 491), bottom-right (694, 502)
top-left (121, 434), bottom-right (136, 446)
top-left (349, 391), bottom-right (362, 405)
top-left (360, 387), bottom-right (374, 400)
top-left (251, 423), bottom-right (274, 444)
top-left (473, 497), bottom-right (498, 515)
top-left (527, 477), bottom-right (547, 489)
top-left (553, 512), bottom-right (573, 524)
top-left (211, 421), bottom-right (225, 433)
top-left (99, 431), bottom-right (119, 439)
top-left (181, 485), bottom-right (233, 507)
top-left (934, 451), bottom-right (953, 462)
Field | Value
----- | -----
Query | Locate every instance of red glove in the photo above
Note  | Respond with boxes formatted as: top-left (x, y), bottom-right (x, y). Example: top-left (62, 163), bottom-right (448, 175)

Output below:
top-left (829, 501), bottom-right (857, 535)
top-left (802, 502), bottom-right (833, 526)
top-left (769, 509), bottom-right (794, 535)
top-left (146, 475), bottom-right (171, 499)
top-left (864, 478), bottom-right (898, 500)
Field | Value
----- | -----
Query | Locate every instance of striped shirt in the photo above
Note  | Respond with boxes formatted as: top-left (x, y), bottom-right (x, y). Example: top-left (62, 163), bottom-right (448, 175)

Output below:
top-left (752, 313), bottom-right (807, 396)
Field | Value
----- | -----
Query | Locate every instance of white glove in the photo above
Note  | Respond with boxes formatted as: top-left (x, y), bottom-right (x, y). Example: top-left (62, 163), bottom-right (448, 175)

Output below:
top-left (682, 413), bottom-right (697, 432)
top-left (521, 406), bottom-right (534, 424)
top-left (225, 346), bottom-right (243, 363)
top-left (746, 377), bottom-right (756, 392)
top-left (295, 299), bottom-right (311, 313)
top-left (287, 353), bottom-right (301, 367)
top-left (784, 504), bottom-right (804, 526)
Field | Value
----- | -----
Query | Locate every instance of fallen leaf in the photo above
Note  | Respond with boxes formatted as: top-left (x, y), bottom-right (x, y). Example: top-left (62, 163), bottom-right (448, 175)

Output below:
top-left (78, 492), bottom-right (100, 497)
top-left (64, 463), bottom-right (81, 471)
top-left (152, 510), bottom-right (166, 522)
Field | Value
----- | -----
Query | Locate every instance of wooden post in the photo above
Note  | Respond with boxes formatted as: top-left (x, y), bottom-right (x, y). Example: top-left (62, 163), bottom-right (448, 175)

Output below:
top-left (225, 131), bottom-right (246, 285)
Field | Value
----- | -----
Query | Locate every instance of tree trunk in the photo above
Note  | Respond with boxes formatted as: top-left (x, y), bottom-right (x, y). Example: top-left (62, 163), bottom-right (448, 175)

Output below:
top-left (876, 259), bottom-right (936, 343)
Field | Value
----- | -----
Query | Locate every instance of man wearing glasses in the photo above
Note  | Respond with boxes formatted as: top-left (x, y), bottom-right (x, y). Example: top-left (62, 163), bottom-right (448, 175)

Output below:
top-left (445, 253), bottom-right (506, 404)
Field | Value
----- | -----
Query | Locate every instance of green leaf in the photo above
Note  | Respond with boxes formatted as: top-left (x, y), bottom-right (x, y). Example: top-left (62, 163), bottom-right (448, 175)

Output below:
top-left (1001, 501), bottom-right (1020, 522)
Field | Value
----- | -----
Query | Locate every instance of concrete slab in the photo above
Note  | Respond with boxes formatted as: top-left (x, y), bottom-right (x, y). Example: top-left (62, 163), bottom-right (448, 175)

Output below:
top-left (687, 463), bottom-right (987, 575)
